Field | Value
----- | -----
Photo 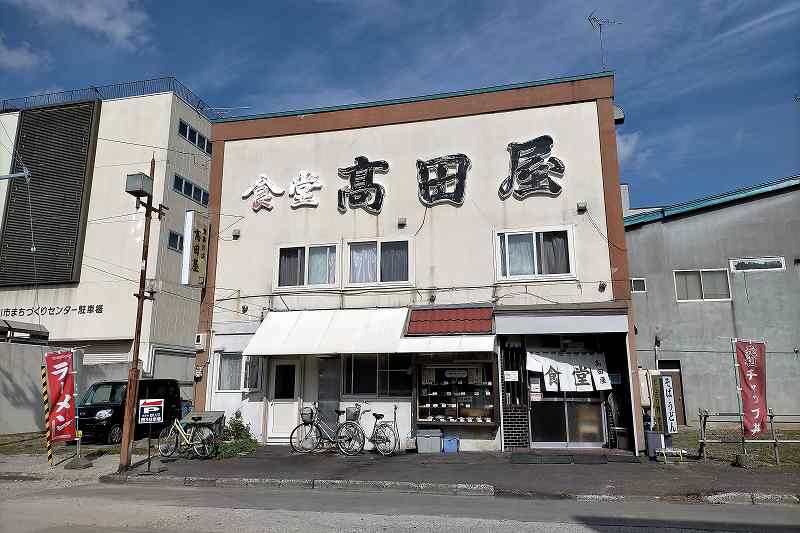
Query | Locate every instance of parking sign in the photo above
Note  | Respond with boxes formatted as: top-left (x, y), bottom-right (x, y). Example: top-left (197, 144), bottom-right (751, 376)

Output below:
top-left (138, 399), bottom-right (164, 424)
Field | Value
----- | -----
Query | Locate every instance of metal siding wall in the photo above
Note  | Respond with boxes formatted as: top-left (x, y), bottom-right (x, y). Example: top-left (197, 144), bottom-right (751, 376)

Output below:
top-left (0, 101), bottom-right (99, 286)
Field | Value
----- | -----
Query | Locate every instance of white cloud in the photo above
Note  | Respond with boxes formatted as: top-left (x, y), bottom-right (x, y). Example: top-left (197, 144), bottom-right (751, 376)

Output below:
top-left (617, 131), bottom-right (652, 170)
top-left (3, 0), bottom-right (150, 49)
top-left (0, 34), bottom-right (48, 71)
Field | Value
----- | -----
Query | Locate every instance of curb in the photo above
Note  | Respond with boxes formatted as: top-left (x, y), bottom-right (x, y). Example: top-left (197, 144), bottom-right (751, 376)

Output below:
top-left (97, 474), bottom-right (800, 505)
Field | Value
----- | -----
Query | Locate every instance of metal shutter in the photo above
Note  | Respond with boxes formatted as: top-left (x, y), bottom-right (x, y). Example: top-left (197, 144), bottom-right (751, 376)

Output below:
top-left (0, 101), bottom-right (100, 286)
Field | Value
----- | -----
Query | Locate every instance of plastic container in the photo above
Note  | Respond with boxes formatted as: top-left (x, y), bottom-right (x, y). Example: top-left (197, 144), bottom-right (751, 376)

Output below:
top-left (416, 429), bottom-right (443, 453)
top-left (442, 435), bottom-right (459, 453)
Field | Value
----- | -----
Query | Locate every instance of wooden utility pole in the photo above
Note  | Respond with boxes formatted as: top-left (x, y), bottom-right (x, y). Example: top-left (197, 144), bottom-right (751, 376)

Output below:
top-left (118, 157), bottom-right (167, 472)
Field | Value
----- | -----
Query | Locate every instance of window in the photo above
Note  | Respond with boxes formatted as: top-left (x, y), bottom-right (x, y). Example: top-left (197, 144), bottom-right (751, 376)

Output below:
top-left (342, 354), bottom-right (412, 397)
top-left (277, 244), bottom-right (336, 287)
top-left (348, 239), bottom-right (410, 285)
top-left (730, 256), bottom-right (785, 273)
top-left (205, 141), bottom-right (212, 155)
top-left (188, 127), bottom-right (198, 145)
top-left (197, 134), bottom-right (206, 152)
top-left (674, 269), bottom-right (730, 301)
top-left (243, 356), bottom-right (262, 391)
top-left (177, 119), bottom-right (211, 154)
top-left (167, 230), bottom-right (183, 252)
top-left (178, 120), bottom-right (188, 138)
top-left (278, 247), bottom-right (305, 287)
top-left (630, 278), bottom-right (647, 293)
top-left (174, 173), bottom-right (209, 208)
top-left (273, 364), bottom-right (296, 399)
top-left (497, 228), bottom-right (572, 279)
top-left (217, 353), bottom-right (242, 391)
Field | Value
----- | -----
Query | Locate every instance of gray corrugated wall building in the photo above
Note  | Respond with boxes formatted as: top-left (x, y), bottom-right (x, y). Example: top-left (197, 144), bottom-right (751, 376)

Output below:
top-left (624, 177), bottom-right (800, 423)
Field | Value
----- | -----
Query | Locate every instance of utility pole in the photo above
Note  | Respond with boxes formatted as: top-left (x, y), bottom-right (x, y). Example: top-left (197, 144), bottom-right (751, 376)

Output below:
top-left (118, 157), bottom-right (167, 472)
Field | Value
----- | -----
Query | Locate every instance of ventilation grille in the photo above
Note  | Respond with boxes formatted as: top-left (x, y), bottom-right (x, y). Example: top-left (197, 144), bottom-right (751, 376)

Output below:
top-left (0, 102), bottom-right (99, 286)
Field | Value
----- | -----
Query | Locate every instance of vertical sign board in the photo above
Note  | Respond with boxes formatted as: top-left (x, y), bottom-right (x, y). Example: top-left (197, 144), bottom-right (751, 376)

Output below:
top-left (661, 376), bottom-right (679, 434)
top-left (45, 351), bottom-right (76, 443)
top-left (735, 340), bottom-right (768, 437)
top-left (181, 210), bottom-right (209, 286)
top-left (138, 399), bottom-right (165, 424)
top-left (650, 373), bottom-right (664, 432)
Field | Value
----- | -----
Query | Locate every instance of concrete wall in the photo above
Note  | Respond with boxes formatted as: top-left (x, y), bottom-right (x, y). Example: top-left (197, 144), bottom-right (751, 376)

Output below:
top-left (0, 344), bottom-right (48, 434)
top-left (0, 94), bottom-right (210, 377)
top-left (626, 188), bottom-right (800, 421)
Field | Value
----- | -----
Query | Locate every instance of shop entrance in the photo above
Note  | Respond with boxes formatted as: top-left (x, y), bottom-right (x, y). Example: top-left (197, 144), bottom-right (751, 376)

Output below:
top-left (529, 392), bottom-right (606, 447)
top-left (266, 358), bottom-right (301, 444)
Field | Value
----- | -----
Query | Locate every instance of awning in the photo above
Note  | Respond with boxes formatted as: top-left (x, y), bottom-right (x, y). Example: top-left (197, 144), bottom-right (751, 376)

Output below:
top-left (396, 335), bottom-right (495, 353)
top-left (495, 314), bottom-right (628, 335)
top-left (527, 352), bottom-right (612, 392)
top-left (243, 308), bottom-right (408, 356)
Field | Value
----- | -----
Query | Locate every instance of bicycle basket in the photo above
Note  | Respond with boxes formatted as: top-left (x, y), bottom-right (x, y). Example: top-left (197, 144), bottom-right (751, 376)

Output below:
top-left (300, 406), bottom-right (314, 424)
top-left (345, 405), bottom-right (361, 422)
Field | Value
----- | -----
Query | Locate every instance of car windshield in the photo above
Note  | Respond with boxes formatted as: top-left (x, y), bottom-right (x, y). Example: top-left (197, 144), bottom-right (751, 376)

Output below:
top-left (81, 383), bottom-right (126, 406)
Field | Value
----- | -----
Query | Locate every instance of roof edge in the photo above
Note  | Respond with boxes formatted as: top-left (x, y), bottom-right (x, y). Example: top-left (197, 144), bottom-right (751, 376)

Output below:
top-left (624, 175), bottom-right (800, 228)
top-left (214, 71), bottom-right (614, 123)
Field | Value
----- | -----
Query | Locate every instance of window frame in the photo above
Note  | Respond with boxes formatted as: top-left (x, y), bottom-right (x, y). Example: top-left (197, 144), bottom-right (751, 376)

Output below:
top-left (173, 173), bottom-right (209, 208)
top-left (344, 236), bottom-right (414, 289)
top-left (630, 278), bottom-right (647, 293)
top-left (177, 119), bottom-right (211, 154)
top-left (167, 230), bottom-right (184, 253)
top-left (493, 224), bottom-right (577, 282)
top-left (729, 256), bottom-right (786, 273)
top-left (274, 242), bottom-right (339, 291)
top-left (340, 353), bottom-right (413, 399)
top-left (673, 268), bottom-right (732, 302)
top-left (214, 352), bottom-right (263, 393)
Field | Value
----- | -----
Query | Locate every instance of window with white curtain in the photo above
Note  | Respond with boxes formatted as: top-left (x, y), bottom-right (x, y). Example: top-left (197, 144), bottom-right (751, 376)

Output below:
top-left (277, 244), bottom-right (336, 287)
top-left (674, 269), bottom-right (730, 301)
top-left (348, 239), bottom-right (409, 285)
top-left (497, 228), bottom-right (572, 279)
top-left (217, 353), bottom-right (242, 391)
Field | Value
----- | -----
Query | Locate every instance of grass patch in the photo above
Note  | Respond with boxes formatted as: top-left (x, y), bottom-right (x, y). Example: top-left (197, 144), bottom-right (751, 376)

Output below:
top-left (672, 426), bottom-right (800, 468)
top-left (216, 411), bottom-right (259, 460)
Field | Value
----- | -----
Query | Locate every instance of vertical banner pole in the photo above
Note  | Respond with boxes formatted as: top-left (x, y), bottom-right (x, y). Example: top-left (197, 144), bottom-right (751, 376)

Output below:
top-left (731, 339), bottom-right (746, 456)
top-left (41, 365), bottom-right (53, 467)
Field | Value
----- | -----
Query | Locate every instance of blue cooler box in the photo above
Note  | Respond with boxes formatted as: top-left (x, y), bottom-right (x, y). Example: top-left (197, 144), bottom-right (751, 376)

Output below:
top-left (442, 435), bottom-right (459, 453)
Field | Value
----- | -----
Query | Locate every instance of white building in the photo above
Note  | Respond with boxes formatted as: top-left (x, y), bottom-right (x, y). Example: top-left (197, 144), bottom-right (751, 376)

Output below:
top-left (197, 72), bottom-right (644, 453)
top-left (0, 78), bottom-right (211, 400)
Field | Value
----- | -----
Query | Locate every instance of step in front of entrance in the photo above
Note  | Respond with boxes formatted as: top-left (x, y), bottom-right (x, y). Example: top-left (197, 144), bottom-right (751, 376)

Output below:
top-left (510, 452), bottom-right (642, 464)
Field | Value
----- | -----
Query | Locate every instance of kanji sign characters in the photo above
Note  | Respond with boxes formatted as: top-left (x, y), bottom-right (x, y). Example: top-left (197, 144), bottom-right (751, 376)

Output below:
top-left (735, 340), bottom-right (768, 437)
top-left (498, 135), bottom-right (565, 200)
top-left (337, 156), bottom-right (390, 215)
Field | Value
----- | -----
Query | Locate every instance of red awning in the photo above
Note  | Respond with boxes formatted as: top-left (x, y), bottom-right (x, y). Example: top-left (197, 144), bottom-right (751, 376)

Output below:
top-left (406, 306), bottom-right (493, 335)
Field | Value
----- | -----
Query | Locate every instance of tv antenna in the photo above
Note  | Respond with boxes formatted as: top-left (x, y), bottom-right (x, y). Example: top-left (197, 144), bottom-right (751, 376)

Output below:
top-left (588, 11), bottom-right (622, 70)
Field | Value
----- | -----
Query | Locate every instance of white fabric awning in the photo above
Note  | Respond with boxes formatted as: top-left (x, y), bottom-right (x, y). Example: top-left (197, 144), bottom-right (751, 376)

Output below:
top-left (396, 335), bottom-right (495, 353)
top-left (526, 351), bottom-right (612, 392)
top-left (243, 308), bottom-right (408, 356)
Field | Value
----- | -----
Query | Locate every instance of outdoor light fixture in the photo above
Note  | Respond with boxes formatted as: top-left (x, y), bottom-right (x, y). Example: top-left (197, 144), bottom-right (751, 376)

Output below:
top-left (125, 172), bottom-right (153, 199)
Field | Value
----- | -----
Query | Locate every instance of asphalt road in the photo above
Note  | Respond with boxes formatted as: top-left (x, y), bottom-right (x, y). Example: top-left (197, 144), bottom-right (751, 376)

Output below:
top-left (1, 480), bottom-right (799, 533)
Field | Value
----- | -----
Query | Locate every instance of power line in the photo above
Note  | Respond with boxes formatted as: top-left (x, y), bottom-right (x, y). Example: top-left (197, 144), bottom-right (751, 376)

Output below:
top-left (97, 137), bottom-right (210, 158)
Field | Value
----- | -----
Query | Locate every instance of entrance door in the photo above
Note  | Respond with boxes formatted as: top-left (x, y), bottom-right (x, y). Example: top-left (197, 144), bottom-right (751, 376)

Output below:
top-left (530, 394), bottom-right (606, 448)
top-left (266, 359), bottom-right (301, 444)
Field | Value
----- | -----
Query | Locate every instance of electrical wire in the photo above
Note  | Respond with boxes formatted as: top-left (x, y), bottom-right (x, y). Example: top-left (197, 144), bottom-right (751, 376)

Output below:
top-left (585, 210), bottom-right (627, 252)
top-left (97, 136), bottom-right (210, 158)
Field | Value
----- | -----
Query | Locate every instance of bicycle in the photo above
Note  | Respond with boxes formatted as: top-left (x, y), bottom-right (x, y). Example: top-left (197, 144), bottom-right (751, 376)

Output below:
top-left (353, 403), bottom-right (400, 456)
top-left (289, 402), bottom-right (365, 456)
top-left (158, 416), bottom-right (217, 459)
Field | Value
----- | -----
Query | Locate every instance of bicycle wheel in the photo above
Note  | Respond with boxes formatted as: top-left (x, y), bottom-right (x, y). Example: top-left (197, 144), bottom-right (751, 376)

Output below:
top-left (335, 421), bottom-right (364, 456)
top-left (373, 424), bottom-right (398, 456)
top-left (158, 424), bottom-right (179, 457)
top-left (190, 425), bottom-right (216, 459)
top-left (290, 423), bottom-right (321, 453)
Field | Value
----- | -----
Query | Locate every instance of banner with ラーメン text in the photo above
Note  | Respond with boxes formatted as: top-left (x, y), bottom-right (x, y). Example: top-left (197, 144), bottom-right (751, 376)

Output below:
top-left (45, 351), bottom-right (76, 443)
top-left (735, 340), bottom-right (768, 437)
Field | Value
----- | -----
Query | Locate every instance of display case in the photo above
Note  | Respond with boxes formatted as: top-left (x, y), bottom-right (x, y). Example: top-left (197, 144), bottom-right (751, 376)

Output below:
top-left (417, 364), bottom-right (497, 427)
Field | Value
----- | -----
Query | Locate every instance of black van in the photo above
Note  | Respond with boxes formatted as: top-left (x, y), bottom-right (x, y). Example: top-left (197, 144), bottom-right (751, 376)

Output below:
top-left (78, 379), bottom-right (183, 444)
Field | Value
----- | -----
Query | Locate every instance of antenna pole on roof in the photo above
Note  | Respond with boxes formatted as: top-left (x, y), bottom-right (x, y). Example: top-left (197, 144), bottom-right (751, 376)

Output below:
top-left (588, 11), bottom-right (622, 70)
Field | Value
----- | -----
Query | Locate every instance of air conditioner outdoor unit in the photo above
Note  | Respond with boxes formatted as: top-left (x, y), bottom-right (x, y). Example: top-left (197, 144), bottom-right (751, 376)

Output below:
top-left (194, 333), bottom-right (207, 351)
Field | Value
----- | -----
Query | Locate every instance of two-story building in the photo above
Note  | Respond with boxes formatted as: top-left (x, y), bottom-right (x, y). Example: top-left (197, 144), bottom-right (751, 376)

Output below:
top-left (0, 78), bottom-right (212, 406)
top-left (196, 72), bottom-right (644, 453)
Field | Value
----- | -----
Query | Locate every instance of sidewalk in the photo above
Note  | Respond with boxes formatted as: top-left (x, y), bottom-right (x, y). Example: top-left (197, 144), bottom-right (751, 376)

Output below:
top-left (120, 445), bottom-right (800, 500)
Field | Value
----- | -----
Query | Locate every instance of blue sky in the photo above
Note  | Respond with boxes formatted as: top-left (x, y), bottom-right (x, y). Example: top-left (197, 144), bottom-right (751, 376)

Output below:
top-left (1, 0), bottom-right (798, 207)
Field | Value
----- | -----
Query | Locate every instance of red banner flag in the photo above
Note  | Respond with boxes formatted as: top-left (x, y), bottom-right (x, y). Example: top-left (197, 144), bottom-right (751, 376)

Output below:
top-left (735, 340), bottom-right (768, 437)
top-left (45, 351), bottom-right (76, 443)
